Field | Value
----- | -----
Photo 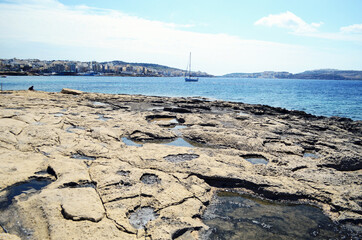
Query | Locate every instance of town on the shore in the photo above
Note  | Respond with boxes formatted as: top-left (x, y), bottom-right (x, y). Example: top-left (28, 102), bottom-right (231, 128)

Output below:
top-left (0, 58), bottom-right (211, 77)
top-left (1, 58), bottom-right (362, 80)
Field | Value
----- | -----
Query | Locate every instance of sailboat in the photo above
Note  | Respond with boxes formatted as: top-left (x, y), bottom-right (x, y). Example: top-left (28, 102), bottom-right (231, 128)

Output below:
top-left (185, 53), bottom-right (198, 82)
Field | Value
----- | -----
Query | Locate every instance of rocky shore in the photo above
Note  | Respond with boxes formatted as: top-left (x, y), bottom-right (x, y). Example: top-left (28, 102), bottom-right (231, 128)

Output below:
top-left (0, 89), bottom-right (361, 239)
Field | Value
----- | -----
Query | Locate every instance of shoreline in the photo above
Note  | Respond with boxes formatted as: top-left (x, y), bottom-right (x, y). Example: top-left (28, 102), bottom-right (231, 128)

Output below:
top-left (2, 71), bottom-right (362, 80)
top-left (2, 76), bottom-right (361, 121)
top-left (0, 89), bottom-right (361, 239)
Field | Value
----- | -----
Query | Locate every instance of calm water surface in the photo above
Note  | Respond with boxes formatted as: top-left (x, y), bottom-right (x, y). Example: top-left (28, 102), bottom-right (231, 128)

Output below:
top-left (1, 76), bottom-right (361, 120)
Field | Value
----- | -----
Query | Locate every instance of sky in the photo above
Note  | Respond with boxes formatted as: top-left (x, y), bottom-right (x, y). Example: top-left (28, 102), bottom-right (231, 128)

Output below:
top-left (0, 0), bottom-right (362, 75)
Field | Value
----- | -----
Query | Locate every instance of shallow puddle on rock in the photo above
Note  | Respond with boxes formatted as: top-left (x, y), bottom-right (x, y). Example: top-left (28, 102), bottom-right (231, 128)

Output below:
top-left (0, 178), bottom-right (52, 210)
top-left (201, 191), bottom-right (360, 240)
top-left (34, 170), bottom-right (51, 176)
top-left (92, 101), bottom-right (109, 107)
top-left (149, 117), bottom-right (179, 128)
top-left (66, 126), bottom-right (86, 133)
top-left (162, 137), bottom-right (215, 148)
top-left (241, 154), bottom-right (268, 165)
top-left (140, 173), bottom-right (161, 184)
top-left (303, 151), bottom-right (319, 159)
top-left (238, 111), bottom-right (249, 116)
top-left (61, 181), bottom-right (96, 189)
top-left (162, 138), bottom-right (197, 148)
top-left (172, 126), bottom-right (187, 138)
top-left (129, 207), bottom-right (159, 229)
top-left (116, 170), bottom-right (130, 176)
top-left (0, 178), bottom-right (53, 239)
top-left (97, 114), bottom-right (111, 121)
top-left (53, 113), bottom-right (64, 117)
top-left (164, 154), bottom-right (199, 163)
top-left (149, 117), bottom-right (178, 123)
top-left (147, 106), bottom-right (164, 111)
top-left (169, 119), bottom-right (179, 124)
top-left (71, 154), bottom-right (96, 161)
top-left (173, 125), bottom-right (187, 130)
top-left (122, 137), bottom-right (143, 147)
top-left (122, 136), bottom-right (205, 148)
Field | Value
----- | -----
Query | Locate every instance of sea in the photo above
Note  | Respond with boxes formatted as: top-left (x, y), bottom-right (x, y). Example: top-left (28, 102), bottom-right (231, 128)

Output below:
top-left (1, 76), bottom-right (361, 120)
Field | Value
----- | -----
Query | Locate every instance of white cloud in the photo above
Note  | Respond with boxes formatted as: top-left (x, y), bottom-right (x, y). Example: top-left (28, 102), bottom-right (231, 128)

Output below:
top-left (340, 23), bottom-right (362, 33)
top-left (311, 22), bottom-right (324, 28)
top-left (0, 0), bottom-right (361, 75)
top-left (255, 11), bottom-right (362, 43)
top-left (254, 11), bottom-right (321, 34)
top-left (5, 0), bottom-right (65, 8)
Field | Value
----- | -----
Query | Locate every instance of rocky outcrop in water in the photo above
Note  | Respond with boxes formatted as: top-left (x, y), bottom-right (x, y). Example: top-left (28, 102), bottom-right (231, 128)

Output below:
top-left (0, 89), bottom-right (360, 239)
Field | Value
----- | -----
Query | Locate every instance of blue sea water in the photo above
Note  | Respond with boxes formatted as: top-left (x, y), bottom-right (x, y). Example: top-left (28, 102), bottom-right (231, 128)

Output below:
top-left (1, 76), bottom-right (361, 120)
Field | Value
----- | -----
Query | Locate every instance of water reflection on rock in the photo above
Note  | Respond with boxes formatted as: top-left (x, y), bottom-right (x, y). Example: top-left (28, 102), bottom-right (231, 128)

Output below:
top-left (122, 136), bottom-right (202, 148)
top-left (162, 137), bottom-right (196, 148)
top-left (0, 177), bottom-right (53, 239)
top-left (0, 178), bottom-right (53, 210)
top-left (121, 137), bottom-right (143, 147)
top-left (241, 154), bottom-right (268, 165)
top-left (129, 207), bottom-right (158, 229)
top-left (303, 151), bottom-right (319, 159)
top-left (201, 191), bottom-right (360, 240)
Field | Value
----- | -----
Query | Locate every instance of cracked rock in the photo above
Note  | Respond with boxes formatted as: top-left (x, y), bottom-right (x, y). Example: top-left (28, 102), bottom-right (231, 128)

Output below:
top-left (60, 188), bottom-right (105, 222)
top-left (0, 90), bottom-right (360, 239)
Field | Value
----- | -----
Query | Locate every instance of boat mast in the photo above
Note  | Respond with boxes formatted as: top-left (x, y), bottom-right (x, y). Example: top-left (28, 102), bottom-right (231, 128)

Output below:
top-left (189, 52), bottom-right (192, 77)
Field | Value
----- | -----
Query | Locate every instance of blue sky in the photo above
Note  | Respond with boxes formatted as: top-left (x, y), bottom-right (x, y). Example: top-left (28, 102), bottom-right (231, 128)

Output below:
top-left (0, 0), bottom-right (361, 75)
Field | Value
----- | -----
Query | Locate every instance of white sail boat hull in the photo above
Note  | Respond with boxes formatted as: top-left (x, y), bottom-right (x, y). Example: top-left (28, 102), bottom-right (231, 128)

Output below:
top-left (185, 53), bottom-right (198, 82)
top-left (185, 77), bottom-right (198, 82)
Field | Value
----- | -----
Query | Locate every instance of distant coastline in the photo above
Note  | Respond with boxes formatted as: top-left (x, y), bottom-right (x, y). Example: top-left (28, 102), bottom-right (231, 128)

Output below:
top-left (0, 58), bottom-right (212, 78)
top-left (222, 69), bottom-right (362, 80)
top-left (1, 58), bottom-right (362, 80)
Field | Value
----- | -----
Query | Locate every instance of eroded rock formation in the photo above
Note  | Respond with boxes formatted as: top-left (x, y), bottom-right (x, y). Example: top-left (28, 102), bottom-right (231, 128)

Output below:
top-left (0, 90), bottom-right (360, 239)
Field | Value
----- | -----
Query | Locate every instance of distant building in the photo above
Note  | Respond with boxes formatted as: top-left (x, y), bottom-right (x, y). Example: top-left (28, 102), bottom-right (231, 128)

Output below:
top-left (53, 64), bottom-right (65, 73)
top-left (69, 63), bottom-right (77, 72)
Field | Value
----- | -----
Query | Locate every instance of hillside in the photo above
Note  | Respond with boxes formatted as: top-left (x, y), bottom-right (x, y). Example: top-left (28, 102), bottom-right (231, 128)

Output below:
top-left (223, 69), bottom-right (362, 80)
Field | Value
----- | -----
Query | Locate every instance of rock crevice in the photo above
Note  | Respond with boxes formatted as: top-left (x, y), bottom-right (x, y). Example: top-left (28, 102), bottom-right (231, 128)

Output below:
top-left (0, 90), bottom-right (360, 239)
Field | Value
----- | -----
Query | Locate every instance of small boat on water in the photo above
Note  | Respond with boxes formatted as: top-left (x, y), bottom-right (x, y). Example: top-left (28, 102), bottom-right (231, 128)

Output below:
top-left (185, 53), bottom-right (198, 82)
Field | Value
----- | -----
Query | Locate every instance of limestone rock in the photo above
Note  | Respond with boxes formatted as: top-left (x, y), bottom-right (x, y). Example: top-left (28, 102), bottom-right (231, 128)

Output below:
top-left (61, 88), bottom-right (83, 95)
top-left (0, 90), bottom-right (360, 239)
top-left (128, 126), bottom-right (177, 142)
top-left (47, 157), bottom-right (91, 188)
top-left (0, 233), bottom-right (21, 240)
top-left (320, 153), bottom-right (362, 171)
top-left (61, 188), bottom-right (105, 222)
top-left (0, 150), bottom-right (47, 189)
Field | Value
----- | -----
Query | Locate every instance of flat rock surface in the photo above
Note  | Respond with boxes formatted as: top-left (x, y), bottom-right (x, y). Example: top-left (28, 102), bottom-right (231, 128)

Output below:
top-left (0, 90), bottom-right (361, 239)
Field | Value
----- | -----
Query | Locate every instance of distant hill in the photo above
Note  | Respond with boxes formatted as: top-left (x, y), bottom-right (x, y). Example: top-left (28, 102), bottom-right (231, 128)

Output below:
top-left (223, 71), bottom-right (292, 79)
top-left (101, 61), bottom-right (182, 72)
top-left (293, 69), bottom-right (362, 80)
top-left (223, 69), bottom-right (362, 80)
top-left (101, 60), bottom-right (213, 77)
